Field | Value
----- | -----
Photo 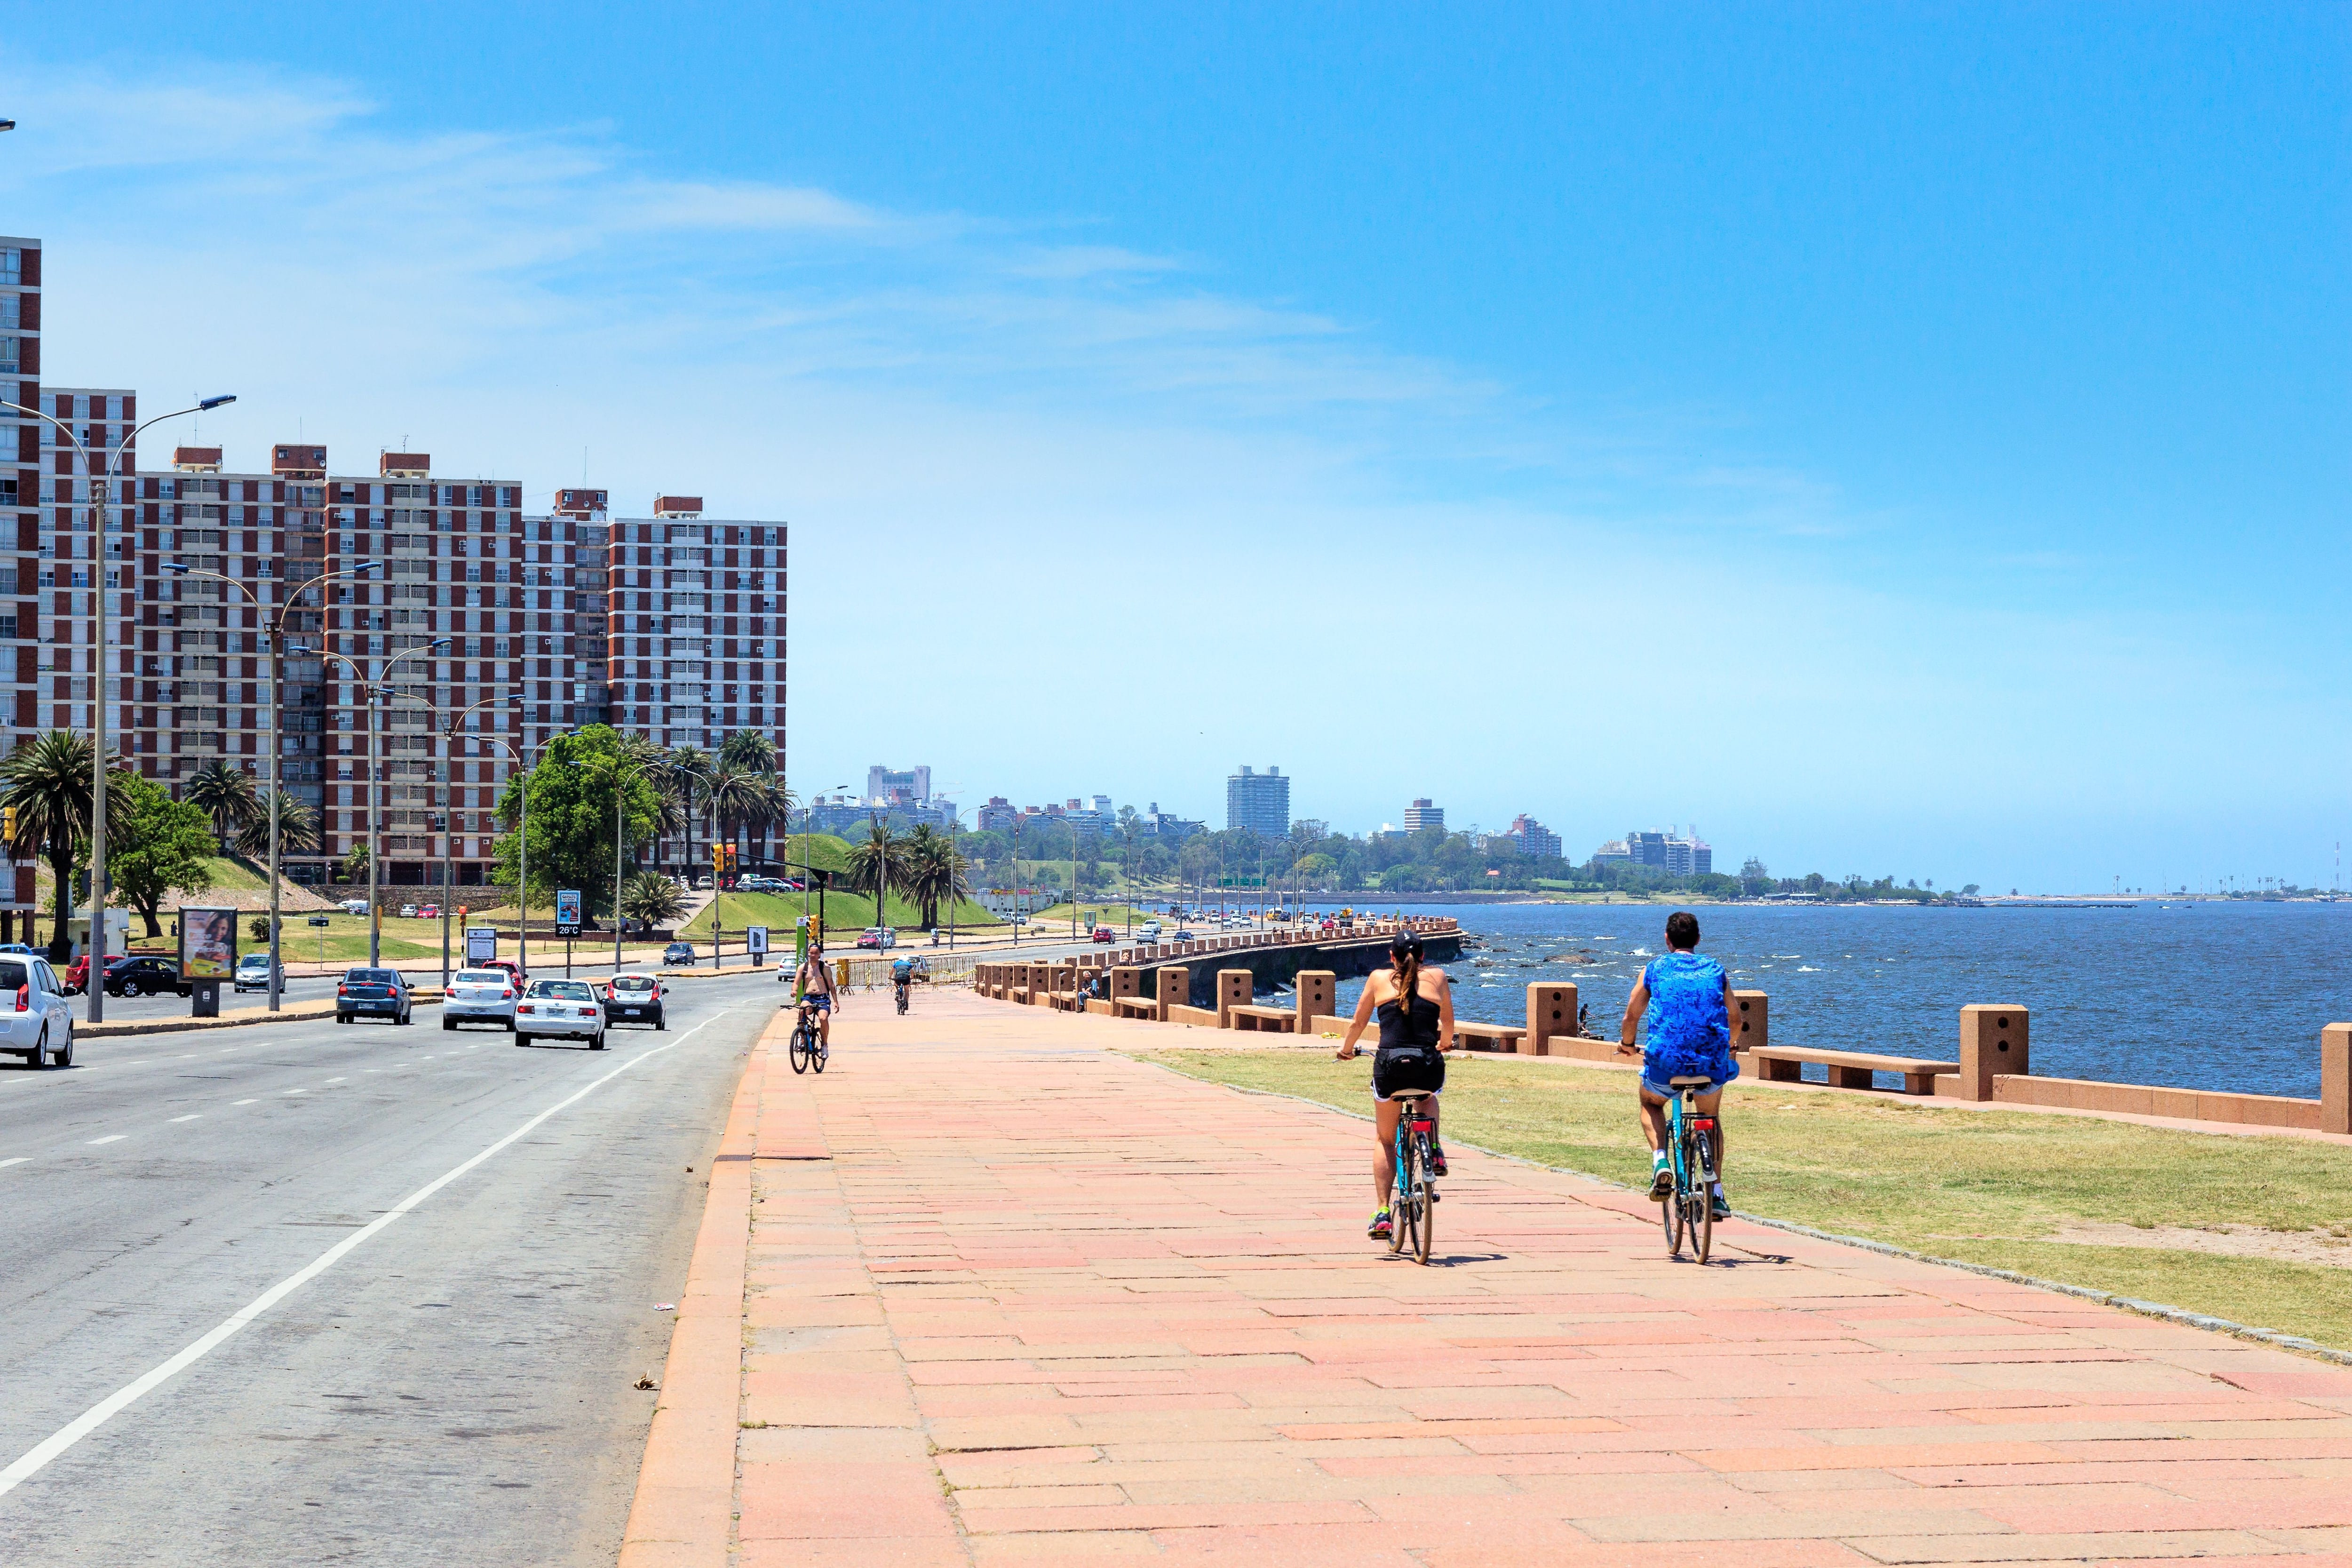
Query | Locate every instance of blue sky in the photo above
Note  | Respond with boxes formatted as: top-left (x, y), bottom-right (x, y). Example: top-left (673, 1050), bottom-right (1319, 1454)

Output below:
top-left (1, 5), bottom-right (2344, 891)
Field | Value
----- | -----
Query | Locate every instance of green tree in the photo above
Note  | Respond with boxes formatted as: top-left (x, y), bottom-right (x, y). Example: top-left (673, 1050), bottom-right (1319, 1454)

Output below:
top-left (490, 725), bottom-right (664, 924)
top-left (719, 727), bottom-right (776, 775)
top-left (342, 840), bottom-right (371, 886)
top-left (619, 871), bottom-right (689, 928)
top-left (184, 757), bottom-right (261, 852)
top-left (901, 824), bottom-right (971, 927)
top-left (0, 731), bottom-right (132, 961)
top-left (235, 789), bottom-right (320, 859)
top-left (107, 772), bottom-right (218, 938)
top-left (845, 817), bottom-right (907, 922)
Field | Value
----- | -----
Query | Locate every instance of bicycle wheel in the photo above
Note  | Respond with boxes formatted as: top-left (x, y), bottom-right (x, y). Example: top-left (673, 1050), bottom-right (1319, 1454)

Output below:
top-left (789, 1025), bottom-right (811, 1074)
top-left (813, 1035), bottom-right (828, 1074)
top-left (1409, 1135), bottom-right (1435, 1265)
top-left (1389, 1131), bottom-right (1414, 1257)
top-left (1687, 1132), bottom-right (1716, 1265)
top-left (1661, 1182), bottom-right (1684, 1257)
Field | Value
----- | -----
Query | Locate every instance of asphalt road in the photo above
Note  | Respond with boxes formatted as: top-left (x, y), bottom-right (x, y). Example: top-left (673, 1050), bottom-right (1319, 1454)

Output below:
top-left (0, 970), bottom-right (779, 1565)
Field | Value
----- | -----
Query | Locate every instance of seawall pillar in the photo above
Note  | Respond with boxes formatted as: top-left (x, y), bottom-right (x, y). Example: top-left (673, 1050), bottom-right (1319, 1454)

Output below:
top-left (1958, 1005), bottom-right (2029, 1101)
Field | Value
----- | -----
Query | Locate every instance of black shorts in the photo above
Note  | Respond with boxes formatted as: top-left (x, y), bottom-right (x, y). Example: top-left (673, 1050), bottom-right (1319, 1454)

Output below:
top-left (1373, 1046), bottom-right (1445, 1100)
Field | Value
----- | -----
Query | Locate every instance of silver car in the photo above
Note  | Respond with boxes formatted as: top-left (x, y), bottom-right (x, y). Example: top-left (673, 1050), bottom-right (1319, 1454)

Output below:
top-left (0, 953), bottom-right (74, 1069)
top-left (515, 978), bottom-right (606, 1050)
top-left (443, 968), bottom-right (519, 1032)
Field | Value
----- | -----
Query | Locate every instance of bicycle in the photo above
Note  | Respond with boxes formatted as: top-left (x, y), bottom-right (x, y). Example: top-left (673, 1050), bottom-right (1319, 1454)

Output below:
top-left (788, 1001), bottom-right (829, 1075)
top-left (1385, 1089), bottom-right (1439, 1265)
top-left (1657, 1074), bottom-right (1718, 1263)
top-left (894, 979), bottom-right (910, 1016)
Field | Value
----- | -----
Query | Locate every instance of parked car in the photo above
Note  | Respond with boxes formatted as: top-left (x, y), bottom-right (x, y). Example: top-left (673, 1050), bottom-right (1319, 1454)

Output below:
top-left (397, 905), bottom-right (418, 919)
top-left (339, 899), bottom-right (369, 916)
top-left (661, 941), bottom-right (699, 967)
top-left (1091, 925), bottom-right (1115, 943)
top-left (416, 904), bottom-right (441, 919)
top-left (442, 968), bottom-right (519, 1032)
top-left (516, 978), bottom-right (605, 1049)
top-left (600, 972), bottom-right (667, 1029)
top-left (233, 953), bottom-right (285, 993)
top-left (0, 952), bottom-right (75, 1068)
top-left (690, 875), bottom-right (712, 891)
top-left (335, 967), bottom-right (414, 1026)
top-left (102, 956), bottom-right (190, 998)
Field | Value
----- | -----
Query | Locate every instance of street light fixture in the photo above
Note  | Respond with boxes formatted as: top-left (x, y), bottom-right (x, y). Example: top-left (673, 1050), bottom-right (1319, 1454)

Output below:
top-left (299, 635), bottom-right (452, 963)
top-left (168, 557), bottom-right (377, 1010)
top-left (2, 393), bottom-right (235, 1023)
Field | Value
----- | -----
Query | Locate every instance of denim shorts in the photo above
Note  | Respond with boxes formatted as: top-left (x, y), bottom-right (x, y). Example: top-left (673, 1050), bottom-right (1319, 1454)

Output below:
top-left (1643, 1075), bottom-right (1723, 1099)
top-left (806, 995), bottom-right (832, 1013)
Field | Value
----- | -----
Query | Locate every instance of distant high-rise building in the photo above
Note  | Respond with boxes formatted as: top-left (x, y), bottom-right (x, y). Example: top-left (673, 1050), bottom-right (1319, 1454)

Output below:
top-left (1403, 797), bottom-right (1444, 831)
top-left (1139, 802), bottom-right (1204, 842)
top-left (867, 764), bottom-right (932, 804)
top-left (1506, 814), bottom-right (1561, 859)
top-left (1225, 764), bottom-right (1290, 838)
top-left (976, 796), bottom-right (1016, 832)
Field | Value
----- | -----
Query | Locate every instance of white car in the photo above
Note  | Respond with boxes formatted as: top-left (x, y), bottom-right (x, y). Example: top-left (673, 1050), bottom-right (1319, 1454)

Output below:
top-left (233, 953), bottom-right (285, 993)
top-left (339, 899), bottom-right (369, 916)
top-left (515, 978), bottom-right (606, 1049)
top-left (0, 952), bottom-right (74, 1068)
top-left (443, 968), bottom-right (520, 1031)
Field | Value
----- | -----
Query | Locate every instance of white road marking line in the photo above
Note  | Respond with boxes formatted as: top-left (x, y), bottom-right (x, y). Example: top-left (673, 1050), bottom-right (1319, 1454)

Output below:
top-left (283, 1088), bottom-right (305, 1096)
top-left (0, 1011), bottom-right (737, 1496)
top-left (169, 1115), bottom-right (201, 1123)
top-left (86, 1135), bottom-right (126, 1146)
top-left (232, 1099), bottom-right (257, 1106)
top-left (0, 1157), bottom-right (27, 1169)
top-left (324, 1076), bottom-right (345, 1083)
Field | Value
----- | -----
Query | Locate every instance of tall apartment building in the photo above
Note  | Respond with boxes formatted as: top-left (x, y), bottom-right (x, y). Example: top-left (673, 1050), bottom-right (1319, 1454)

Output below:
top-left (0, 240), bottom-right (45, 932)
top-left (1225, 764), bottom-right (1289, 838)
top-left (1402, 797), bottom-right (1443, 831)
top-left (867, 764), bottom-right (931, 804)
top-left (1505, 813), bottom-right (1561, 859)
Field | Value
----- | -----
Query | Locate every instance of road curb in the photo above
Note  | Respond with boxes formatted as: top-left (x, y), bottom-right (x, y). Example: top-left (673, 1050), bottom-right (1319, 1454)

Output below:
top-left (75, 991), bottom-right (449, 1039)
top-left (617, 1007), bottom-right (781, 1567)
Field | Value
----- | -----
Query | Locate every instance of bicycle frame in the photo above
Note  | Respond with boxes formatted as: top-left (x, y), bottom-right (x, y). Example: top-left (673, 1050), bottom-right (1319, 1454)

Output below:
top-left (1661, 1084), bottom-right (1718, 1263)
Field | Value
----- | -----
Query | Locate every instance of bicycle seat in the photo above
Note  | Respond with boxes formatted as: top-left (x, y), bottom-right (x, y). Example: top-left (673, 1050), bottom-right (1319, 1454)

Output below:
top-left (1387, 1089), bottom-right (1433, 1102)
top-left (1667, 1075), bottom-right (1714, 1087)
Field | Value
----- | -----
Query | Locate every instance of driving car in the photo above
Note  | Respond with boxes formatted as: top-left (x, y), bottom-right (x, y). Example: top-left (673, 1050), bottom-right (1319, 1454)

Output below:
top-left (1173, 928), bottom-right (1197, 940)
top-left (0, 953), bottom-right (74, 1069)
top-left (1091, 925), bottom-right (1115, 943)
top-left (335, 967), bottom-right (414, 1025)
top-left (1136, 921), bottom-right (1162, 942)
top-left (855, 926), bottom-right (897, 950)
top-left (233, 953), bottom-right (285, 993)
top-left (443, 968), bottom-right (519, 1031)
top-left (662, 941), bottom-right (699, 967)
top-left (516, 978), bottom-right (605, 1049)
top-left (476, 957), bottom-right (526, 987)
top-left (690, 875), bottom-right (712, 890)
top-left (103, 955), bottom-right (191, 998)
top-left (601, 971), bottom-right (667, 1029)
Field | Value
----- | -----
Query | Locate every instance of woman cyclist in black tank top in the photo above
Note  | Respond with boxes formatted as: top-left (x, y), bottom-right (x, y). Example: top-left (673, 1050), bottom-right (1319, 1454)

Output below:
top-left (1336, 929), bottom-right (1454, 1240)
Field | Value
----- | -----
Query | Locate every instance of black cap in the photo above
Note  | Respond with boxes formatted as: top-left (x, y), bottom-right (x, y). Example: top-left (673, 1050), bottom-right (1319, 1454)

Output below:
top-left (1390, 929), bottom-right (1424, 962)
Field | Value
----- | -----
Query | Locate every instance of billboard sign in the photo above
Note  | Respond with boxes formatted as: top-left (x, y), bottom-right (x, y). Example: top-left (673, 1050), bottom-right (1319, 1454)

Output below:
top-left (465, 926), bottom-right (498, 966)
top-left (555, 888), bottom-right (582, 936)
top-left (746, 925), bottom-right (769, 961)
top-left (178, 906), bottom-right (238, 981)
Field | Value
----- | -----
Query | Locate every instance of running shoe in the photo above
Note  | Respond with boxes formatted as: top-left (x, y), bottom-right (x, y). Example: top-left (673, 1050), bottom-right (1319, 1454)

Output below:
top-left (1429, 1145), bottom-right (1449, 1177)
top-left (1649, 1159), bottom-right (1673, 1200)
top-left (1367, 1209), bottom-right (1392, 1240)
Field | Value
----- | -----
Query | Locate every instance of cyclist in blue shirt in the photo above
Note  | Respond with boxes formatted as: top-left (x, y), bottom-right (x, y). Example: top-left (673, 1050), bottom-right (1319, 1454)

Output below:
top-left (1615, 910), bottom-right (1736, 1218)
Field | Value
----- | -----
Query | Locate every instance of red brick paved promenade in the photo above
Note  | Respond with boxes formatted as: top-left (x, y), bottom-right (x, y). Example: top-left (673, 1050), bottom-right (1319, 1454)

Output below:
top-left (622, 991), bottom-right (2352, 1566)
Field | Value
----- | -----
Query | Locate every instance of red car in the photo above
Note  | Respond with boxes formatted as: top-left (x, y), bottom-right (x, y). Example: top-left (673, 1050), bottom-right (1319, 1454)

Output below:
top-left (477, 957), bottom-right (526, 986)
top-left (1090, 926), bottom-right (1115, 943)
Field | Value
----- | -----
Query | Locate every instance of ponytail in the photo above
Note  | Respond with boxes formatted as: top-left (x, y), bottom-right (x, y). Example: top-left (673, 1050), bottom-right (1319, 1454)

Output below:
top-left (1394, 950), bottom-right (1420, 1006)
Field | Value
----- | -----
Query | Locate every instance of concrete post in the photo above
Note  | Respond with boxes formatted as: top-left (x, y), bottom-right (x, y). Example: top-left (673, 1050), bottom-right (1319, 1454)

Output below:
top-left (2323, 1024), bottom-right (2352, 1135)
top-left (1731, 990), bottom-right (1768, 1060)
top-left (1156, 966), bottom-right (1189, 1022)
top-left (1110, 965), bottom-right (1142, 1001)
top-left (1049, 960), bottom-right (1075, 1007)
top-left (1216, 968), bottom-right (1253, 1029)
top-left (1295, 969), bottom-right (1336, 1032)
top-left (1527, 982), bottom-right (1578, 1057)
top-left (1958, 1005), bottom-right (2029, 1101)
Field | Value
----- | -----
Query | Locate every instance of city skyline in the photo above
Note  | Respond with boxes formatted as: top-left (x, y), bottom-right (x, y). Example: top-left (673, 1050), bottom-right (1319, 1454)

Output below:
top-left (2, 10), bottom-right (2341, 891)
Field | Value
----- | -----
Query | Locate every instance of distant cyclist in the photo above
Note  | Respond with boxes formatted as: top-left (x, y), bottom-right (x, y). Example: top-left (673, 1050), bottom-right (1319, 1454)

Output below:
top-left (1615, 910), bottom-right (1737, 1218)
top-left (794, 939), bottom-right (838, 1052)
top-left (1336, 929), bottom-right (1454, 1240)
top-left (891, 955), bottom-right (914, 1014)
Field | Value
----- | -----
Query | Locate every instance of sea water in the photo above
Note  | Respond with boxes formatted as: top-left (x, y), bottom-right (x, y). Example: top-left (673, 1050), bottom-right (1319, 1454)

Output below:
top-left (1315, 899), bottom-right (2352, 1100)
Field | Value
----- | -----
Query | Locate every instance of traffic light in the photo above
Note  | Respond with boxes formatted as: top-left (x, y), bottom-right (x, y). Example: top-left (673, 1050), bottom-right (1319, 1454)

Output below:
top-left (1, 806), bottom-right (16, 845)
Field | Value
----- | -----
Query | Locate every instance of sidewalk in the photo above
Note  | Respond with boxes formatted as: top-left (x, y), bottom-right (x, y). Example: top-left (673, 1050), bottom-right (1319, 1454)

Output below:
top-left (622, 991), bottom-right (2352, 1566)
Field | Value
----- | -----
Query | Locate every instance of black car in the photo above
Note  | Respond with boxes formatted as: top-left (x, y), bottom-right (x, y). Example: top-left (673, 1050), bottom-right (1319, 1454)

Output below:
top-left (104, 956), bottom-right (190, 999)
top-left (336, 967), bottom-right (414, 1026)
top-left (600, 972), bottom-right (667, 1029)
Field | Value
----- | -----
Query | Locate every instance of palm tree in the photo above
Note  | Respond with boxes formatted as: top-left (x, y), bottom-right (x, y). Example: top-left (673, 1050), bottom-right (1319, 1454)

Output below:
top-left (0, 731), bottom-right (131, 961)
top-left (233, 790), bottom-right (321, 860)
top-left (184, 758), bottom-right (260, 852)
top-left (719, 727), bottom-right (775, 776)
top-left (845, 817), bottom-right (907, 925)
top-left (660, 745), bottom-right (714, 875)
top-left (619, 871), bottom-right (689, 929)
top-left (902, 824), bottom-right (971, 929)
top-left (708, 764), bottom-right (768, 876)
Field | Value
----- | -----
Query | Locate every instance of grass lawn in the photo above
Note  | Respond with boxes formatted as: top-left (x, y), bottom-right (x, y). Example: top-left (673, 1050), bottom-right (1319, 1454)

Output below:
top-left (679, 889), bottom-right (1000, 940)
top-left (1146, 1049), bottom-right (2352, 1353)
top-left (1024, 901), bottom-right (1175, 931)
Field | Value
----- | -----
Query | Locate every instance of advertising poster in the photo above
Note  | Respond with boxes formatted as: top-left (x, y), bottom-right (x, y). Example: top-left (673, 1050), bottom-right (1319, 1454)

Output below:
top-left (555, 889), bottom-right (582, 936)
top-left (746, 925), bottom-right (769, 962)
top-left (179, 906), bottom-right (238, 981)
top-left (466, 926), bottom-right (498, 966)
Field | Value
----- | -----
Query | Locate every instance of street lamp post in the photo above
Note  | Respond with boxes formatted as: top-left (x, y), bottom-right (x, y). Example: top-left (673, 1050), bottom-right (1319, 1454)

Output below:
top-left (305, 637), bottom-right (451, 965)
top-left (169, 557), bottom-right (377, 1011)
top-left (434, 691), bottom-right (524, 986)
top-left (7, 393), bottom-right (236, 1022)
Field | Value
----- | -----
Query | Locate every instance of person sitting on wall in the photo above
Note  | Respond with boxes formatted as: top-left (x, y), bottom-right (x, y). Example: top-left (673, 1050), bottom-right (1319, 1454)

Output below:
top-left (1616, 909), bottom-right (1738, 1218)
